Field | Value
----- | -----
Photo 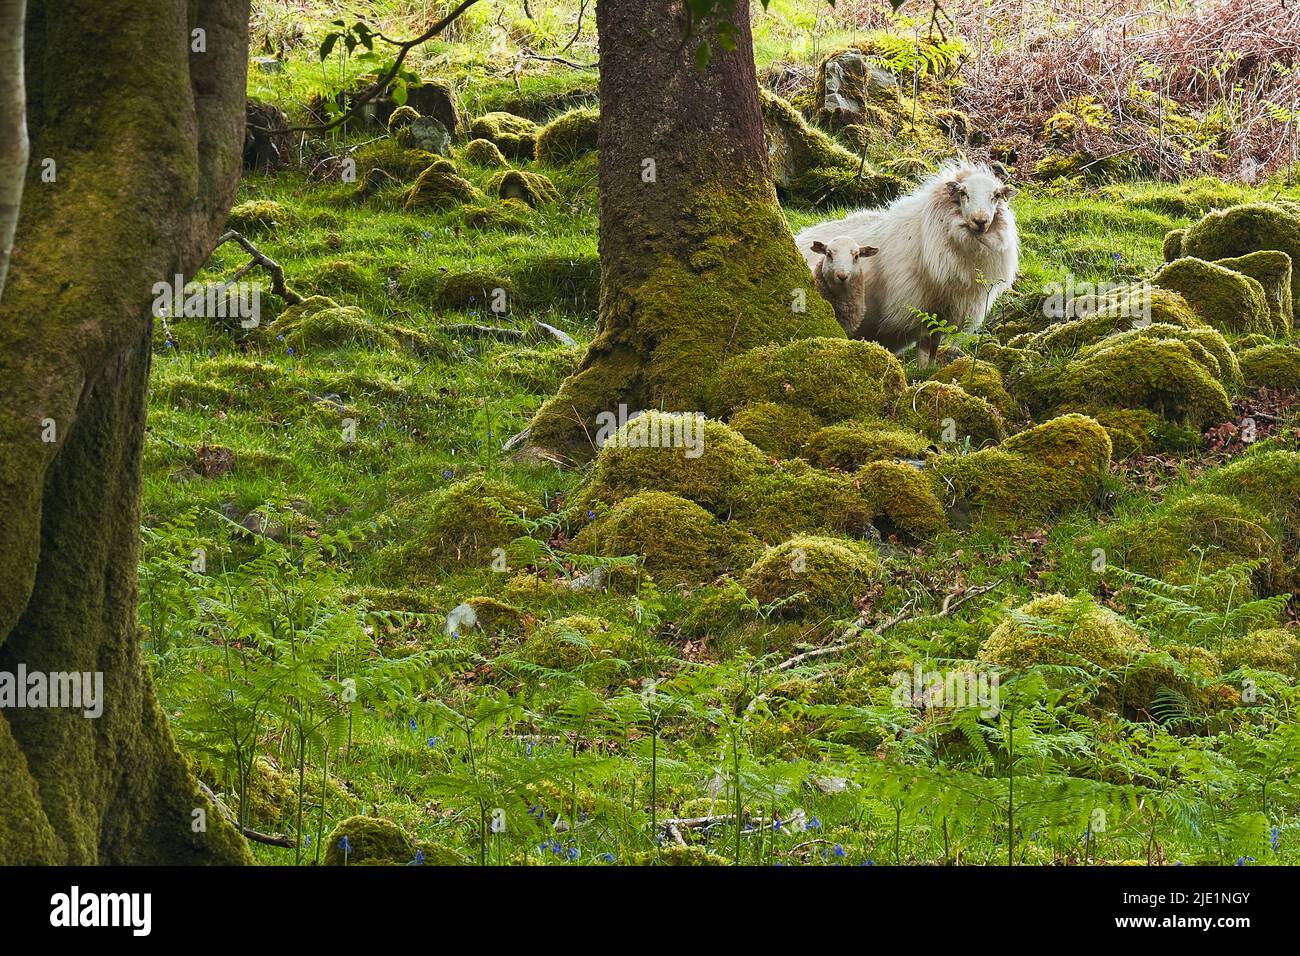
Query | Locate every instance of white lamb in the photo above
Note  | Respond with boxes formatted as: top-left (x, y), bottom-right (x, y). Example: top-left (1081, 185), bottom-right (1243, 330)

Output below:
top-left (807, 236), bottom-right (878, 336)
top-left (797, 162), bottom-right (1019, 367)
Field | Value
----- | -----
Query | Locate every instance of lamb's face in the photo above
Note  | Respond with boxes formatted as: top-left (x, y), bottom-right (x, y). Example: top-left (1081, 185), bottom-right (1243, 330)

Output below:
top-left (946, 171), bottom-right (1016, 237)
top-left (811, 236), bottom-right (878, 286)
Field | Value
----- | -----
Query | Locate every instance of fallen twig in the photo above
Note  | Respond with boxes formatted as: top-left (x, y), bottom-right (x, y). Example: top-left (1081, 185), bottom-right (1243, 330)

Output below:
top-left (214, 230), bottom-right (302, 305)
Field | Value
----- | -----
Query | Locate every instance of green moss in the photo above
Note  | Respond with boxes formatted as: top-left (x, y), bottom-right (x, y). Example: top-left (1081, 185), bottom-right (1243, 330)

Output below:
top-left (1056, 333), bottom-right (1233, 428)
top-left (627, 846), bottom-right (730, 866)
top-left (1080, 406), bottom-right (1200, 459)
top-left (805, 421), bottom-right (929, 470)
top-left (1153, 257), bottom-right (1272, 335)
top-left (928, 357), bottom-right (1019, 419)
top-left (385, 476), bottom-right (539, 572)
top-left (741, 535), bottom-right (881, 616)
top-left (469, 111), bottom-right (539, 160)
top-left (463, 597), bottom-right (529, 641)
top-left (306, 258), bottom-right (378, 297)
top-left (1034, 151), bottom-right (1125, 183)
top-left (571, 491), bottom-right (755, 585)
top-left (856, 460), bottom-right (947, 538)
top-left (1179, 202), bottom-right (1300, 315)
top-left (519, 615), bottom-right (627, 683)
top-left (1221, 628), bottom-right (1300, 677)
top-left (898, 381), bottom-right (1006, 447)
top-left (1025, 286), bottom-right (1203, 355)
top-left (461, 198), bottom-right (532, 232)
top-left (386, 104), bottom-right (421, 136)
top-left (731, 461), bottom-right (876, 541)
top-left (352, 139), bottom-right (442, 182)
top-left (226, 199), bottom-right (292, 234)
top-left (930, 414), bottom-right (1112, 524)
top-left (324, 816), bottom-right (417, 866)
top-left (728, 401), bottom-right (820, 459)
top-left (265, 296), bottom-right (395, 350)
top-left (433, 270), bottom-right (516, 312)
top-left (1214, 250), bottom-right (1294, 334)
top-left (1239, 344), bottom-right (1300, 391)
top-left (717, 338), bottom-right (907, 423)
top-left (463, 137), bottom-right (508, 168)
top-left (1163, 229), bottom-right (1186, 262)
top-left (485, 169), bottom-right (559, 207)
top-left (403, 159), bottom-right (480, 210)
top-left (1199, 451), bottom-right (1300, 539)
top-left (495, 345), bottom-right (581, 394)
top-left (535, 106), bottom-right (599, 165)
top-left (979, 593), bottom-right (1142, 671)
top-left (681, 578), bottom-right (757, 640)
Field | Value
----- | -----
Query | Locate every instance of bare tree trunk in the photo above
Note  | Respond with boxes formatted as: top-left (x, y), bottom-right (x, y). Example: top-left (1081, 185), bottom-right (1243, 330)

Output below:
top-left (527, 0), bottom-right (842, 461)
top-left (0, 0), bottom-right (27, 303)
top-left (0, 0), bottom-right (252, 863)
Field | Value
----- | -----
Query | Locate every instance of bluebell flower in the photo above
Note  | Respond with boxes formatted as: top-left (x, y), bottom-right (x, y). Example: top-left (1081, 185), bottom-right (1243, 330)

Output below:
top-left (1272, 826), bottom-right (1281, 851)
top-left (340, 835), bottom-right (352, 853)
top-left (414, 849), bottom-right (424, 865)
top-left (428, 736), bottom-right (439, 748)
top-left (568, 846), bottom-right (580, 861)
top-left (831, 844), bottom-right (845, 858)
top-left (600, 852), bottom-right (616, 863)
top-left (807, 816), bottom-right (821, 830)
top-left (442, 469), bottom-right (453, 479)
top-left (409, 718), bottom-right (418, 731)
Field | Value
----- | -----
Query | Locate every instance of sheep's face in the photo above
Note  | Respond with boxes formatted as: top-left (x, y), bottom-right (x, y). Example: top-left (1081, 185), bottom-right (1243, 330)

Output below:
top-left (811, 237), bottom-right (878, 286)
top-left (946, 172), bottom-right (1016, 237)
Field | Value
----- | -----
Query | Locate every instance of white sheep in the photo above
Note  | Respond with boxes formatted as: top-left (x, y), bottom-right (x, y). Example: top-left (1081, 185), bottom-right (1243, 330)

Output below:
top-left (797, 162), bottom-right (1019, 367)
top-left (807, 236), bottom-right (878, 336)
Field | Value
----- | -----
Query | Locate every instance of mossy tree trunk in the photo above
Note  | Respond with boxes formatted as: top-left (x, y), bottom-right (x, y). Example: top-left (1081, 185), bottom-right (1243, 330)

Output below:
top-left (0, 0), bottom-right (27, 301)
top-left (0, 0), bottom-right (252, 863)
top-left (528, 0), bottom-right (843, 461)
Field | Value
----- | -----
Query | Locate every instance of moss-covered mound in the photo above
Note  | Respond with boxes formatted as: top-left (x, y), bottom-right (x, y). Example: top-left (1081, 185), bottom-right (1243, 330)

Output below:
top-left (1214, 250), bottom-right (1294, 333)
top-left (979, 594), bottom-right (1141, 672)
top-left (485, 169), bottom-right (559, 207)
top-left (1153, 257), bottom-right (1272, 336)
top-left (930, 414), bottom-right (1112, 524)
top-left (1238, 344), bottom-right (1300, 392)
top-left (433, 270), bottom-right (515, 312)
top-left (403, 159), bottom-right (480, 210)
top-left (1221, 628), bottom-right (1300, 678)
top-left (1023, 286), bottom-right (1203, 355)
top-left (728, 402), bottom-right (820, 460)
top-left (227, 199), bottom-right (293, 233)
top-left (805, 421), bottom-right (929, 471)
top-left (265, 296), bottom-right (394, 350)
top-left (463, 137), bottom-right (508, 168)
top-left (742, 535), bottom-right (881, 615)
top-left (1162, 228), bottom-right (1187, 262)
top-left (716, 338), bottom-right (907, 423)
top-left (928, 358), bottom-right (1019, 419)
top-left (519, 614), bottom-right (619, 671)
top-left (325, 816), bottom-right (419, 866)
top-left (353, 140), bottom-right (443, 183)
top-left (898, 381), bottom-right (1006, 448)
top-left (1200, 451), bottom-right (1300, 539)
top-left (535, 106), bottom-right (599, 165)
top-left (730, 460), bottom-right (877, 542)
top-left (1055, 331), bottom-right (1233, 428)
top-left (856, 460), bottom-right (947, 538)
top-left (469, 111), bottom-right (539, 159)
top-left (386, 476), bottom-right (539, 572)
top-left (571, 491), bottom-right (756, 585)
top-left (462, 198), bottom-right (532, 232)
top-left (1179, 202), bottom-right (1300, 315)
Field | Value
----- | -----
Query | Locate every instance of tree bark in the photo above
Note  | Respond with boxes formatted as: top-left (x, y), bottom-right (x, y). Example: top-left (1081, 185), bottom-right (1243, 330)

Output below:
top-left (0, 0), bottom-right (27, 303)
top-left (0, 0), bottom-right (252, 863)
top-left (527, 0), bottom-right (843, 461)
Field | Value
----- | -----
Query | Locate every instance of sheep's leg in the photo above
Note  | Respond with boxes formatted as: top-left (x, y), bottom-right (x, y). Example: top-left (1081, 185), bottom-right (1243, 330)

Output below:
top-left (916, 331), bottom-right (941, 369)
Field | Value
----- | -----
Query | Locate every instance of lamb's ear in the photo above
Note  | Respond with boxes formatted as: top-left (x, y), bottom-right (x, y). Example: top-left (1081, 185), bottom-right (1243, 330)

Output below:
top-left (810, 240), bottom-right (827, 254)
top-left (856, 245), bottom-right (879, 259)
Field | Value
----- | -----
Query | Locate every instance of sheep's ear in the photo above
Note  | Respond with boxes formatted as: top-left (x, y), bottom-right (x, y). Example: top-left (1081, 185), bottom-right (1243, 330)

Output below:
top-left (946, 180), bottom-right (966, 199)
top-left (810, 240), bottom-right (827, 254)
top-left (997, 184), bottom-right (1019, 201)
top-left (856, 245), bottom-right (879, 259)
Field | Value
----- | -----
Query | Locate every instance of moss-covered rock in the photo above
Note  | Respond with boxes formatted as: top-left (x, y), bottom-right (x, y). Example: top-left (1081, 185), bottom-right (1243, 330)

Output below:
top-left (433, 270), bottom-right (516, 312)
top-left (469, 111), bottom-right (539, 159)
top-left (535, 106), bottom-right (599, 165)
top-left (1238, 344), bottom-right (1300, 392)
top-left (742, 535), bottom-right (880, 616)
top-left (265, 296), bottom-right (394, 350)
top-left (1214, 250), bottom-right (1294, 333)
top-left (1024, 285), bottom-right (1203, 355)
top-left (1080, 406), bottom-right (1200, 459)
top-left (898, 381), bottom-right (1006, 447)
top-left (1153, 257), bottom-right (1272, 336)
top-left (929, 357), bottom-right (1019, 419)
top-left (463, 137), bottom-right (508, 168)
top-left (324, 816), bottom-right (417, 866)
top-left (485, 169), bottom-right (559, 207)
top-left (979, 593), bottom-right (1141, 671)
top-left (227, 199), bottom-right (292, 233)
top-left (461, 198), bottom-right (532, 232)
top-left (728, 402), bottom-right (820, 459)
top-left (1055, 332), bottom-right (1233, 428)
top-left (856, 460), bottom-right (947, 538)
top-left (462, 596), bottom-right (530, 641)
top-left (1179, 202), bottom-right (1300, 315)
top-left (571, 491), bottom-right (756, 585)
top-left (519, 614), bottom-right (610, 669)
top-left (353, 140), bottom-right (443, 182)
top-left (1162, 228), bottom-right (1186, 262)
top-left (731, 460), bottom-right (876, 541)
top-left (716, 338), bottom-right (907, 423)
top-left (1221, 628), bottom-right (1300, 677)
top-left (388, 476), bottom-right (539, 571)
top-left (805, 421), bottom-right (929, 470)
top-left (930, 414), bottom-right (1112, 524)
top-left (1199, 451), bottom-right (1300, 539)
top-left (403, 159), bottom-right (479, 210)
top-left (681, 578), bottom-right (757, 639)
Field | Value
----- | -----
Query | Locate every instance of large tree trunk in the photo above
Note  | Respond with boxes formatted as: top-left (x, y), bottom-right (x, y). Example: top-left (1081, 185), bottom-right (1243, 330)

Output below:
top-left (528, 0), bottom-right (842, 461)
top-left (0, 0), bottom-right (252, 863)
top-left (0, 0), bottom-right (27, 302)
